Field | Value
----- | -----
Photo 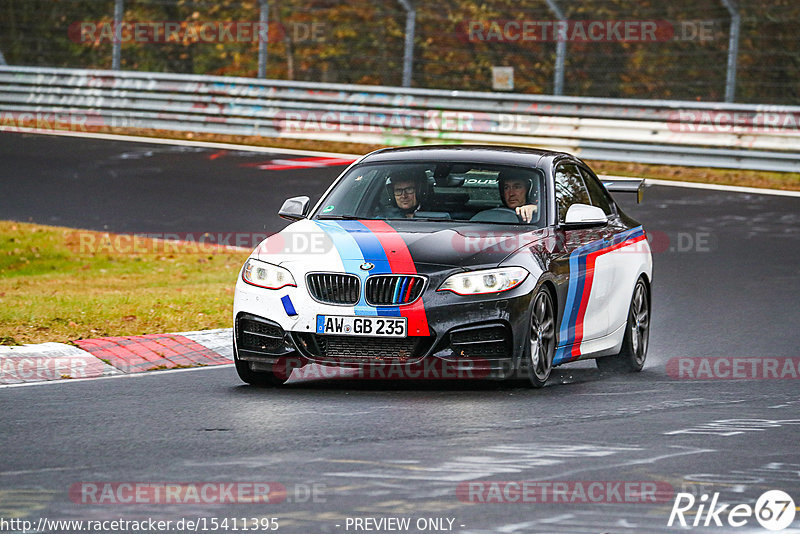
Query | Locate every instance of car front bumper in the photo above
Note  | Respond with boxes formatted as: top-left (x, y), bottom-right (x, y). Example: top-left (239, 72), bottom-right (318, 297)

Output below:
top-left (233, 271), bottom-right (538, 380)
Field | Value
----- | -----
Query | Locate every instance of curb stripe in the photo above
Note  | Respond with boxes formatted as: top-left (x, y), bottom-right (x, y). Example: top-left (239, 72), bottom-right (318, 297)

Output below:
top-left (179, 329), bottom-right (233, 360)
top-left (0, 343), bottom-right (120, 384)
top-left (1, 330), bottom-right (234, 386)
top-left (74, 334), bottom-right (230, 373)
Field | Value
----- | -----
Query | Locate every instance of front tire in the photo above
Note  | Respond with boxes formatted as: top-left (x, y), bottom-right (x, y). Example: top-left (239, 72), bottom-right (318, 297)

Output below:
top-left (525, 287), bottom-right (556, 388)
top-left (596, 278), bottom-right (650, 373)
top-left (233, 335), bottom-right (290, 386)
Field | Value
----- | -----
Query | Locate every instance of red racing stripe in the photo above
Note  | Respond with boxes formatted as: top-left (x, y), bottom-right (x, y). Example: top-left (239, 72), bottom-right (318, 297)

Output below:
top-left (571, 257), bottom-right (598, 359)
top-left (404, 278), bottom-right (416, 302)
top-left (358, 220), bottom-right (430, 336)
top-left (570, 234), bottom-right (647, 360)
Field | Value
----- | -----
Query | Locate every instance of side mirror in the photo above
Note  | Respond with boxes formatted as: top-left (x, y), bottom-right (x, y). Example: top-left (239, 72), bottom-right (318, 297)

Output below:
top-left (563, 203), bottom-right (608, 227)
top-left (278, 196), bottom-right (310, 221)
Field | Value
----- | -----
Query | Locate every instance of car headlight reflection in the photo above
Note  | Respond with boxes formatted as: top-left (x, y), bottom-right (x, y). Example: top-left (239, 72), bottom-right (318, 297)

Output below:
top-left (438, 267), bottom-right (529, 295)
top-left (241, 258), bottom-right (296, 290)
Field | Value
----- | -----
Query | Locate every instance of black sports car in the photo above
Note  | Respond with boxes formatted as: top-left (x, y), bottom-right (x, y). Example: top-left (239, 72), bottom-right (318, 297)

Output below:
top-left (233, 145), bottom-right (652, 387)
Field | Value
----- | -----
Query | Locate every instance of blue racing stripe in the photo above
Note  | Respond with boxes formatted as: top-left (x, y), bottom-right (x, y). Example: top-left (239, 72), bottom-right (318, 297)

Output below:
top-left (554, 226), bottom-right (645, 364)
top-left (558, 248), bottom-right (583, 346)
top-left (337, 220), bottom-right (401, 317)
top-left (396, 277), bottom-right (409, 304)
top-left (312, 220), bottom-right (375, 316)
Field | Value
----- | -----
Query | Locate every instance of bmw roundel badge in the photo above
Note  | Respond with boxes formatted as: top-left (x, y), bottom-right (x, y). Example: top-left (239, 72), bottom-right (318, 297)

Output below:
top-left (360, 262), bottom-right (375, 271)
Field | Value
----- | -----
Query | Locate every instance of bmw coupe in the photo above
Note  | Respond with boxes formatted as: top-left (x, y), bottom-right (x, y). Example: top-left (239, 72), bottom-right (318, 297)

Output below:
top-left (233, 145), bottom-right (652, 387)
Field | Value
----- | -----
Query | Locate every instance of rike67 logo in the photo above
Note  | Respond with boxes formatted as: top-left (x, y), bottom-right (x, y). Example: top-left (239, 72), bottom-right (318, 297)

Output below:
top-left (668, 490), bottom-right (796, 531)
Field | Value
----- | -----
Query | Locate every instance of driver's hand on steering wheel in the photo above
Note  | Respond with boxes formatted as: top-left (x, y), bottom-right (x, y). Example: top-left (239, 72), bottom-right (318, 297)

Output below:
top-left (515, 204), bottom-right (538, 223)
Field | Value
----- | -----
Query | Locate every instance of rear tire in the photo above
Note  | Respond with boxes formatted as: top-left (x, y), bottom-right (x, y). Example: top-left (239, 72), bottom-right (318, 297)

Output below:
top-left (525, 287), bottom-right (556, 388)
top-left (233, 335), bottom-right (290, 386)
top-left (596, 278), bottom-right (649, 373)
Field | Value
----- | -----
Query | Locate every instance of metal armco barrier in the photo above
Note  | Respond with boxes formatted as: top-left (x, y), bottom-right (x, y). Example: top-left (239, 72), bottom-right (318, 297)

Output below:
top-left (1, 66), bottom-right (799, 172)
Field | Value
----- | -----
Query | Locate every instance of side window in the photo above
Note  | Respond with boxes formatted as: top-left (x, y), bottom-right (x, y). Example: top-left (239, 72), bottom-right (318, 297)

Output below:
top-left (579, 167), bottom-right (614, 216)
top-left (554, 163), bottom-right (591, 222)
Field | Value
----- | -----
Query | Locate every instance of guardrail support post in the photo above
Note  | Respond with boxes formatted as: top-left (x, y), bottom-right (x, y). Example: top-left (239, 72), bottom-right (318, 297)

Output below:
top-left (720, 0), bottom-right (740, 102)
top-left (258, 0), bottom-right (269, 78)
top-left (398, 0), bottom-right (416, 87)
top-left (544, 0), bottom-right (566, 96)
top-left (112, 0), bottom-right (123, 70)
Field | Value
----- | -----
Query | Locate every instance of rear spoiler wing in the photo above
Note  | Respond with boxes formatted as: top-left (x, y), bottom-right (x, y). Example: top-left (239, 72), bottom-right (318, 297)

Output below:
top-left (600, 178), bottom-right (645, 204)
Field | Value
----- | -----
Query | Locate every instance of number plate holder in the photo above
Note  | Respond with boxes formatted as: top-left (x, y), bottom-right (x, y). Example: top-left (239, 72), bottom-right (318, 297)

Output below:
top-left (315, 315), bottom-right (407, 338)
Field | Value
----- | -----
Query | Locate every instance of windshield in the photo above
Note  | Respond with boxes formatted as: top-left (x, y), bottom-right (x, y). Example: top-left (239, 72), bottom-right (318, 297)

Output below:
top-left (313, 161), bottom-right (546, 226)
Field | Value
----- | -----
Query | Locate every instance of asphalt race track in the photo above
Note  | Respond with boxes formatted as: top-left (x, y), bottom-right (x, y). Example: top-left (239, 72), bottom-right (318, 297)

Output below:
top-left (2, 132), bottom-right (799, 533)
top-left (0, 132), bottom-right (341, 234)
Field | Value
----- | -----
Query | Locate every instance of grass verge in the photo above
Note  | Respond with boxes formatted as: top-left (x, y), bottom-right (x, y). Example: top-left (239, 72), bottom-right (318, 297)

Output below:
top-left (0, 221), bottom-right (248, 345)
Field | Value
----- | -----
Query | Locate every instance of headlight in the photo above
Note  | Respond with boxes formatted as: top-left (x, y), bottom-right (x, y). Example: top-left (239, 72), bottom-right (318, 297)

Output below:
top-left (438, 267), bottom-right (529, 295)
top-left (241, 258), bottom-right (296, 289)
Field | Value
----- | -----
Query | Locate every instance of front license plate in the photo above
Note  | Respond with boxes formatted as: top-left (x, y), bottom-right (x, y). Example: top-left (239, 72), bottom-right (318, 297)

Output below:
top-left (316, 315), bottom-right (407, 338)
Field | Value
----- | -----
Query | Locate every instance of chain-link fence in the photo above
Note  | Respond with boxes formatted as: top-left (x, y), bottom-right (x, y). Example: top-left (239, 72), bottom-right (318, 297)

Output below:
top-left (1, 0), bottom-right (798, 104)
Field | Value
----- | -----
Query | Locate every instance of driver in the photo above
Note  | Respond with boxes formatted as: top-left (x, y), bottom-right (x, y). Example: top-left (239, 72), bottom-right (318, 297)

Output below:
top-left (499, 172), bottom-right (538, 223)
top-left (383, 169), bottom-right (427, 218)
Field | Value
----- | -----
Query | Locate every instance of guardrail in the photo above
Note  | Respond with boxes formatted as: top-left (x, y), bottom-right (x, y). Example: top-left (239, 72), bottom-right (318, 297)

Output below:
top-left (1, 66), bottom-right (799, 172)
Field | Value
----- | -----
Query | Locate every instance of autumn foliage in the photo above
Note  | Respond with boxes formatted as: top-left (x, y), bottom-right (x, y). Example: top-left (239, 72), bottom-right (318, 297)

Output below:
top-left (0, 0), bottom-right (797, 104)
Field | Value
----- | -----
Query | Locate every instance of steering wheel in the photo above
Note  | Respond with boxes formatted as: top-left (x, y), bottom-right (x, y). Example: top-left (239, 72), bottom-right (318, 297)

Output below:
top-left (469, 207), bottom-right (523, 223)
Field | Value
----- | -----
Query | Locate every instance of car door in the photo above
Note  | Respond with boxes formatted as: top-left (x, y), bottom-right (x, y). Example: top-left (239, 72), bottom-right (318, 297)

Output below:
top-left (553, 162), bottom-right (613, 363)
top-left (579, 165), bottom-right (645, 337)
